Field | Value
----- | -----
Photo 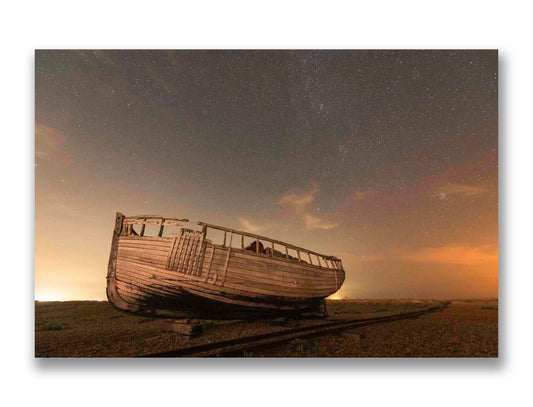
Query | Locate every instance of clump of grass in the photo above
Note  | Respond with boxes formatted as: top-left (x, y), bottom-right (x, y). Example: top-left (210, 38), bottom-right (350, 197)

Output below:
top-left (40, 322), bottom-right (66, 331)
top-left (288, 338), bottom-right (316, 354)
top-left (200, 320), bottom-right (217, 329)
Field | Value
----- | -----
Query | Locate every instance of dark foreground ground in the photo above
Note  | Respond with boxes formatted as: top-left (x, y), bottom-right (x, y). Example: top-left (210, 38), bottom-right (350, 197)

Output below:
top-left (35, 299), bottom-right (498, 357)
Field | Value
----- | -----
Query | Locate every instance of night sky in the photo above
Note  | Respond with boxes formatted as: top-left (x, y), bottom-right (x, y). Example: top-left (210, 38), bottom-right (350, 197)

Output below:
top-left (35, 50), bottom-right (498, 300)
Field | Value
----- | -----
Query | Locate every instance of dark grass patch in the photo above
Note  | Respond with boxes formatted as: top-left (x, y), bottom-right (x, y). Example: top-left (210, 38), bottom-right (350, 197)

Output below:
top-left (39, 322), bottom-right (67, 331)
top-left (137, 318), bottom-right (157, 324)
top-left (199, 320), bottom-right (217, 329)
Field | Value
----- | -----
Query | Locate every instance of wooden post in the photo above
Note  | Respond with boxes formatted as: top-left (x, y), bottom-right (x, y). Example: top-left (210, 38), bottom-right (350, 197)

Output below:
top-left (271, 241), bottom-right (274, 257)
top-left (223, 231), bottom-right (227, 247)
top-left (140, 218), bottom-right (146, 236)
top-left (221, 232), bottom-right (233, 285)
top-left (308, 253), bottom-right (313, 265)
top-left (256, 238), bottom-right (259, 253)
top-left (285, 246), bottom-right (289, 259)
top-left (203, 245), bottom-right (215, 283)
top-left (158, 218), bottom-right (165, 237)
top-left (297, 250), bottom-right (301, 262)
top-left (241, 235), bottom-right (244, 249)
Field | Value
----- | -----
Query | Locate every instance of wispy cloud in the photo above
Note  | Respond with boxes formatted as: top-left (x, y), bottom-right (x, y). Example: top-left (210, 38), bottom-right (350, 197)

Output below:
top-left (279, 183), bottom-right (338, 231)
top-left (344, 153), bottom-right (495, 213)
top-left (397, 244), bottom-right (497, 266)
top-left (35, 124), bottom-right (70, 167)
top-left (237, 217), bottom-right (262, 233)
top-left (438, 183), bottom-right (484, 197)
top-left (303, 213), bottom-right (338, 231)
top-left (344, 188), bottom-right (417, 211)
top-left (279, 183), bottom-right (318, 208)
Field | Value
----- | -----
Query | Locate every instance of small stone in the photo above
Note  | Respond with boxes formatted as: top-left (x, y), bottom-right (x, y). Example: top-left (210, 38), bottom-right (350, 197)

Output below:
top-left (340, 330), bottom-right (364, 341)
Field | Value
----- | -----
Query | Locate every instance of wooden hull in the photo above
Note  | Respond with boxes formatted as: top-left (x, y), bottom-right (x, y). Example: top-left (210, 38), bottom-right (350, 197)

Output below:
top-left (107, 213), bottom-right (345, 319)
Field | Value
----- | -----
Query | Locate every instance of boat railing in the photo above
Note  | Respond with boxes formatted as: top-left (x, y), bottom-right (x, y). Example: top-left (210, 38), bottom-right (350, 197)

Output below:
top-left (120, 215), bottom-right (342, 270)
top-left (197, 221), bottom-right (343, 270)
top-left (122, 215), bottom-right (189, 237)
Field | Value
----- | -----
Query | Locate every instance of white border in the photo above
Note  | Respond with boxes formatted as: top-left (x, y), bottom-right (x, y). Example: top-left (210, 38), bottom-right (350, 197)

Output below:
top-left (3, 1), bottom-right (531, 406)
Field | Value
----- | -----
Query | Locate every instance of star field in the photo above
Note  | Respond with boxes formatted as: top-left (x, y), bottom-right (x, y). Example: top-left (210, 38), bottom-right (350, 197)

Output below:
top-left (35, 50), bottom-right (498, 300)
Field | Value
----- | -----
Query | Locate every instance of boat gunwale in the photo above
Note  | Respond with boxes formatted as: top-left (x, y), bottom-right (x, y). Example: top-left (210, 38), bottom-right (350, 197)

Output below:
top-left (124, 214), bottom-right (189, 222)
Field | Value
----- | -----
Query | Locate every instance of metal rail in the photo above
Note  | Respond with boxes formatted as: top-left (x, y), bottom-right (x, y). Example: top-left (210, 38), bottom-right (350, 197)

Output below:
top-left (141, 302), bottom-right (450, 357)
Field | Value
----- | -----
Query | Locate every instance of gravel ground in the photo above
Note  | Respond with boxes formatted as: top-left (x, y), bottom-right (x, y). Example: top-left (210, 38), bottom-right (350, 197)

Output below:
top-left (34, 299), bottom-right (497, 358)
top-left (261, 300), bottom-right (498, 357)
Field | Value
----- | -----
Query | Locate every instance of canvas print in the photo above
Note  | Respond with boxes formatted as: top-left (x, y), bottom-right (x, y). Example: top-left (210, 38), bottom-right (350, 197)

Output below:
top-left (35, 50), bottom-right (498, 357)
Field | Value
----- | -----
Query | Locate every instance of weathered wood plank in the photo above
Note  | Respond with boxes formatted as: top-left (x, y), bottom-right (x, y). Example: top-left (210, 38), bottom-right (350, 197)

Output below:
top-left (221, 232), bottom-right (233, 285)
top-left (117, 257), bottom-right (336, 298)
top-left (124, 215), bottom-right (189, 222)
top-left (207, 256), bottom-right (336, 285)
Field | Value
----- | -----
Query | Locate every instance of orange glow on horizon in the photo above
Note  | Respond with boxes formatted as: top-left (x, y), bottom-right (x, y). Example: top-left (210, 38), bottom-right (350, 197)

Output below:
top-left (397, 245), bottom-right (498, 266)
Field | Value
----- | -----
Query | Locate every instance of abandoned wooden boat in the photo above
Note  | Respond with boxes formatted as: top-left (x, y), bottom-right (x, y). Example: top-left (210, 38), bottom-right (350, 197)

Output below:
top-left (106, 213), bottom-right (345, 319)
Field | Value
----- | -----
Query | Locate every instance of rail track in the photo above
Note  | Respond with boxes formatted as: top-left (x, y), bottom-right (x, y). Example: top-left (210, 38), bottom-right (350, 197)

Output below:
top-left (141, 301), bottom-right (451, 357)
